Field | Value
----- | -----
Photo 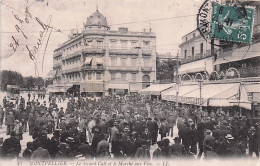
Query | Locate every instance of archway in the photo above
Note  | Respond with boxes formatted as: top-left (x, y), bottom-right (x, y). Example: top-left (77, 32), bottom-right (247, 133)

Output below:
top-left (195, 73), bottom-right (204, 81)
top-left (182, 74), bottom-right (192, 81)
top-left (142, 75), bottom-right (150, 89)
top-left (225, 67), bottom-right (240, 79)
top-left (209, 71), bottom-right (220, 80)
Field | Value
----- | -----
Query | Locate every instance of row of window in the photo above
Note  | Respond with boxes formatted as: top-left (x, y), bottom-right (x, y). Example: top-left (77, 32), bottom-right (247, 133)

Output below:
top-left (184, 43), bottom-right (204, 59)
top-left (110, 57), bottom-right (150, 66)
top-left (65, 73), bottom-right (81, 80)
top-left (110, 72), bottom-right (137, 81)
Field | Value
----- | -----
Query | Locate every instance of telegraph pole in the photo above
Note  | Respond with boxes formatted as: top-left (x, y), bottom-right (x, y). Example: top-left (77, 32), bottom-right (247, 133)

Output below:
top-left (176, 50), bottom-right (179, 107)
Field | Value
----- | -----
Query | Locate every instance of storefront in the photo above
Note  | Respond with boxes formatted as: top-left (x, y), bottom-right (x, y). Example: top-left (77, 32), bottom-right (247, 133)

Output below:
top-left (161, 82), bottom-right (254, 108)
top-left (140, 83), bottom-right (175, 99)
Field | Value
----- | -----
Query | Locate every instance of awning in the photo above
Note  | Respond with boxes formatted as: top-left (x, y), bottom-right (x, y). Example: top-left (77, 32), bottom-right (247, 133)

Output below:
top-left (85, 57), bottom-right (92, 64)
top-left (80, 82), bottom-right (104, 92)
top-left (242, 83), bottom-right (260, 93)
top-left (178, 57), bottom-right (213, 75)
top-left (214, 42), bottom-right (260, 65)
top-left (140, 83), bottom-right (175, 96)
top-left (96, 58), bottom-right (103, 64)
top-left (107, 83), bottom-right (129, 90)
top-left (162, 83), bottom-right (243, 106)
top-left (161, 84), bottom-right (198, 101)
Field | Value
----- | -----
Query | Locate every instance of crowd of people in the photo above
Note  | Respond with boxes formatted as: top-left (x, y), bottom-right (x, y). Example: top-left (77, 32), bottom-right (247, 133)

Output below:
top-left (0, 93), bottom-right (259, 161)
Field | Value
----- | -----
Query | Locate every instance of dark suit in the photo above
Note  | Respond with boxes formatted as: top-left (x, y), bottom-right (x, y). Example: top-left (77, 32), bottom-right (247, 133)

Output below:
top-left (31, 147), bottom-right (50, 160)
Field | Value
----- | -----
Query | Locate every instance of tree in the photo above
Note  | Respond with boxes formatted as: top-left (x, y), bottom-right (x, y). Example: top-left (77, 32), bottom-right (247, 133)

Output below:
top-left (0, 70), bottom-right (24, 91)
top-left (156, 58), bottom-right (177, 83)
top-left (23, 76), bottom-right (35, 91)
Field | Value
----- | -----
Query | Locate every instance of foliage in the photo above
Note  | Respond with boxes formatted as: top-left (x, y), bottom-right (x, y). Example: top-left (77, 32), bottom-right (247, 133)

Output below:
top-left (156, 58), bottom-right (178, 83)
top-left (0, 70), bottom-right (50, 91)
top-left (0, 70), bottom-right (24, 91)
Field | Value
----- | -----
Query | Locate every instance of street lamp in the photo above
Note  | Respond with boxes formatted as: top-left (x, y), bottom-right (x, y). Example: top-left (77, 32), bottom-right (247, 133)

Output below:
top-left (198, 80), bottom-right (203, 109)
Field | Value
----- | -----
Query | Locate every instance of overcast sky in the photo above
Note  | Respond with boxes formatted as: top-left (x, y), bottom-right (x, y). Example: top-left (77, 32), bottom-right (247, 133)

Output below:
top-left (0, 0), bottom-right (204, 77)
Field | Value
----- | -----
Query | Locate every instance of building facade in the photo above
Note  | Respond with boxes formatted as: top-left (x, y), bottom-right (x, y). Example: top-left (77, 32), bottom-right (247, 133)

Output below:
top-left (178, 29), bottom-right (219, 81)
top-left (51, 9), bottom-right (156, 97)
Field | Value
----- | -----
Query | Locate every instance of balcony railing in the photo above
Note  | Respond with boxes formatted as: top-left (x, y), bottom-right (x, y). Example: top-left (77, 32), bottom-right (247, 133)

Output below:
top-left (53, 61), bottom-right (63, 68)
top-left (62, 67), bottom-right (81, 74)
top-left (107, 66), bottom-right (139, 71)
top-left (81, 65), bottom-right (105, 71)
top-left (109, 48), bottom-right (139, 55)
top-left (141, 66), bottom-right (153, 71)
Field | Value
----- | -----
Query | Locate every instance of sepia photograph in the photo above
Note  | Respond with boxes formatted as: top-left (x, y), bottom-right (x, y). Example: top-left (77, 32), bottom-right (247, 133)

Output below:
top-left (0, 0), bottom-right (259, 165)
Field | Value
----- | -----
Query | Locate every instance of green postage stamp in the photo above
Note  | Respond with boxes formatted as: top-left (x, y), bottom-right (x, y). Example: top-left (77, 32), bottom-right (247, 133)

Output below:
top-left (210, 3), bottom-right (255, 44)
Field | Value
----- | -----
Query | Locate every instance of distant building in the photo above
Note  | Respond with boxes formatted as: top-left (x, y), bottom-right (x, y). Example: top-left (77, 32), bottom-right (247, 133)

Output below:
top-left (178, 29), bottom-right (219, 81)
top-left (50, 9), bottom-right (156, 97)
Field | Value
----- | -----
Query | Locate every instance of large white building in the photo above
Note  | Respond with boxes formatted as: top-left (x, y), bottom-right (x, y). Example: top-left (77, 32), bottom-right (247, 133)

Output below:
top-left (50, 9), bottom-right (156, 97)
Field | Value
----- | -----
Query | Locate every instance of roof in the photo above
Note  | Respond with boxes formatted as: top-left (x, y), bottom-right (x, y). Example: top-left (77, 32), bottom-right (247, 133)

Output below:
top-left (140, 83), bottom-right (175, 95)
top-left (85, 10), bottom-right (108, 28)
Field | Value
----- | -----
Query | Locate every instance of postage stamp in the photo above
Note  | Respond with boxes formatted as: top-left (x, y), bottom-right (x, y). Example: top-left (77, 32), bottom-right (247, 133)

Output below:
top-left (209, 3), bottom-right (255, 44)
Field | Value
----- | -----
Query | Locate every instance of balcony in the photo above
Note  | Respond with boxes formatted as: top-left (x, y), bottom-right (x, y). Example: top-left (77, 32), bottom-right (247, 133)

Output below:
top-left (62, 51), bottom-right (81, 61)
top-left (81, 65), bottom-right (105, 71)
top-left (53, 50), bottom-right (62, 58)
top-left (181, 49), bottom-right (218, 64)
top-left (109, 48), bottom-right (139, 55)
top-left (53, 61), bottom-right (63, 68)
top-left (62, 67), bottom-right (81, 74)
top-left (83, 29), bottom-right (156, 38)
top-left (141, 66), bottom-right (153, 71)
top-left (107, 66), bottom-right (139, 71)
top-left (82, 46), bottom-right (105, 54)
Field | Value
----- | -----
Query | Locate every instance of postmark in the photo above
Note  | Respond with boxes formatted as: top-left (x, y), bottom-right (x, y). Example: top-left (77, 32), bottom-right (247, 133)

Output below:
top-left (209, 3), bottom-right (255, 44)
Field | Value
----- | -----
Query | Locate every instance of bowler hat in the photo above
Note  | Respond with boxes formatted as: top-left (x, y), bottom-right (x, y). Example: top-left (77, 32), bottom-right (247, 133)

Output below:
top-left (225, 134), bottom-right (234, 140)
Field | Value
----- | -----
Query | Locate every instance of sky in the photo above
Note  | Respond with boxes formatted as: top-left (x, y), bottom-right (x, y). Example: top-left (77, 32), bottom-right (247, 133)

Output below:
top-left (0, 0), bottom-right (205, 77)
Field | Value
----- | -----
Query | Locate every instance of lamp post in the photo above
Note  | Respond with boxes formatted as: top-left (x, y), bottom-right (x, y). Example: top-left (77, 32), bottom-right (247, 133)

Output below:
top-left (176, 50), bottom-right (179, 107)
top-left (198, 80), bottom-right (203, 109)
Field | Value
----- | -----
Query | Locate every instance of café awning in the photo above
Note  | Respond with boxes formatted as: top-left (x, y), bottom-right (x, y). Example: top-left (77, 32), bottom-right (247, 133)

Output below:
top-left (107, 83), bottom-right (128, 90)
top-left (178, 57), bottom-right (213, 75)
top-left (162, 83), bottom-right (243, 106)
top-left (214, 42), bottom-right (260, 65)
top-left (140, 83), bottom-right (175, 96)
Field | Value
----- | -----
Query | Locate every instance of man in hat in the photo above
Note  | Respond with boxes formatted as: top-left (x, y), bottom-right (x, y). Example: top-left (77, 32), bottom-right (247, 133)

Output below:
top-left (248, 127), bottom-right (259, 158)
top-left (153, 141), bottom-right (164, 159)
top-left (109, 121), bottom-right (120, 155)
top-left (22, 142), bottom-right (34, 159)
top-left (135, 139), bottom-right (150, 159)
top-left (5, 111), bottom-right (15, 135)
top-left (49, 130), bottom-right (60, 158)
top-left (96, 134), bottom-right (110, 158)
top-left (0, 105), bottom-right (4, 128)
top-left (31, 141), bottom-right (50, 160)
top-left (216, 133), bottom-right (235, 158)
top-left (169, 137), bottom-right (186, 158)
top-left (1, 131), bottom-right (21, 158)
top-left (147, 117), bottom-right (158, 145)
top-left (167, 113), bottom-right (176, 137)
top-left (55, 142), bottom-right (70, 159)
top-left (203, 130), bottom-right (216, 158)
